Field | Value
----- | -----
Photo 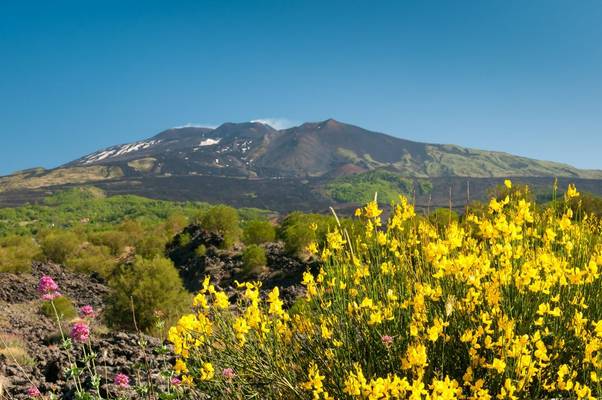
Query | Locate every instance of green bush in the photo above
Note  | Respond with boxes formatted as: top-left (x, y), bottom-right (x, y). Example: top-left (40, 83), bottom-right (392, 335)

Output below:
top-left (88, 230), bottom-right (129, 256)
top-left (243, 220), bottom-right (276, 245)
top-left (242, 245), bottom-right (267, 275)
top-left (66, 243), bottom-right (116, 278)
top-left (428, 208), bottom-right (459, 230)
top-left (198, 205), bottom-right (241, 249)
top-left (0, 235), bottom-right (40, 273)
top-left (39, 230), bottom-right (81, 264)
top-left (134, 232), bottom-right (169, 259)
top-left (195, 244), bottom-right (207, 257)
top-left (40, 296), bottom-right (77, 320)
top-left (105, 256), bottom-right (190, 333)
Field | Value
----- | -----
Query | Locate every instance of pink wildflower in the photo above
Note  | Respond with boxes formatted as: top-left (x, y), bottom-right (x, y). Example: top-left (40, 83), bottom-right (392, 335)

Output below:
top-left (222, 367), bottom-right (235, 379)
top-left (114, 373), bottom-right (130, 388)
top-left (70, 321), bottom-right (90, 343)
top-left (79, 305), bottom-right (95, 318)
top-left (170, 376), bottom-right (182, 386)
top-left (381, 335), bottom-right (394, 347)
top-left (27, 386), bottom-right (41, 397)
top-left (41, 291), bottom-right (62, 301)
top-left (38, 275), bottom-right (61, 300)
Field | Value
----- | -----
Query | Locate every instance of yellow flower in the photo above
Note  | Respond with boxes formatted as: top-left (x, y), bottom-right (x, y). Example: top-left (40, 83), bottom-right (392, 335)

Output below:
top-left (200, 362), bottom-right (214, 381)
top-left (321, 322), bottom-right (333, 340)
top-left (181, 374), bottom-right (194, 386)
top-left (174, 358), bottom-right (188, 374)
top-left (326, 230), bottom-right (345, 251)
top-left (488, 358), bottom-right (506, 374)
top-left (303, 363), bottom-right (326, 395)
top-left (504, 179), bottom-right (512, 189)
top-left (363, 200), bottom-right (383, 219)
top-left (566, 183), bottom-right (580, 199)
top-left (213, 291), bottom-right (229, 309)
top-left (306, 241), bottom-right (319, 255)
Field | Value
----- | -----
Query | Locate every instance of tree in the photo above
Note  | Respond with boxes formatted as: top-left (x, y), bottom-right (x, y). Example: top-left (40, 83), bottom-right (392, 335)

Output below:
top-left (105, 256), bottom-right (190, 333)
top-left (199, 205), bottom-right (241, 249)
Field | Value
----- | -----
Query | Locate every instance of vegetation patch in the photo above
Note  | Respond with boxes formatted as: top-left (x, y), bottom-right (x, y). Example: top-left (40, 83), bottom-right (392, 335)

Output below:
top-left (325, 169), bottom-right (429, 204)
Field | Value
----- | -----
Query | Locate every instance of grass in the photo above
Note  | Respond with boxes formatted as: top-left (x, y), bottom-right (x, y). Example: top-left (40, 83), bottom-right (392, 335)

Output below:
top-left (0, 334), bottom-right (34, 367)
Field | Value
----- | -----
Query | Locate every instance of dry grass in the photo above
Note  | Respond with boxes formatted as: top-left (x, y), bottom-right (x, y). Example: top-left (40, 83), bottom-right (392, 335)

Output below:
top-left (0, 334), bottom-right (34, 367)
top-left (0, 165), bottom-right (124, 192)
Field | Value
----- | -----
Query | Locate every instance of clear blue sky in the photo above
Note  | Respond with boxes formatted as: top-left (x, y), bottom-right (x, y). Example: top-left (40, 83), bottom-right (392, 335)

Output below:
top-left (1, 0), bottom-right (601, 175)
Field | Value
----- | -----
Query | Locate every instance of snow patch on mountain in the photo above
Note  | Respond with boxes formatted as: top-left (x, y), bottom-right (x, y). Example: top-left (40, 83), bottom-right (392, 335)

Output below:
top-left (82, 140), bottom-right (162, 164)
top-left (199, 138), bottom-right (221, 147)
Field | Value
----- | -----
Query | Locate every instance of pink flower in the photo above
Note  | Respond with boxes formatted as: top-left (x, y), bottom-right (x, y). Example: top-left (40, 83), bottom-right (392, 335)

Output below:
top-left (381, 335), bottom-right (394, 347)
top-left (38, 275), bottom-right (61, 300)
top-left (70, 321), bottom-right (90, 343)
top-left (41, 291), bottom-right (62, 301)
top-left (170, 376), bottom-right (182, 386)
top-left (27, 386), bottom-right (41, 397)
top-left (79, 305), bottom-right (95, 318)
top-left (222, 367), bottom-right (235, 379)
top-left (114, 373), bottom-right (130, 388)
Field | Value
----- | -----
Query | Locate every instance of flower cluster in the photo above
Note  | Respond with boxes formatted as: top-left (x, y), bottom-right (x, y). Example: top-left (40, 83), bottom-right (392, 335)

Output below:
top-left (69, 321), bottom-right (90, 343)
top-left (37, 275), bottom-right (61, 301)
top-left (168, 183), bottom-right (602, 399)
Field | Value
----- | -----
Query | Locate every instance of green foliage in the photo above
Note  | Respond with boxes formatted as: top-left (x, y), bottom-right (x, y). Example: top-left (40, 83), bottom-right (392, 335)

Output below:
top-left (428, 208), bottom-right (459, 230)
top-left (39, 230), bottom-right (82, 264)
top-left (242, 220), bottom-right (276, 245)
top-left (65, 244), bottom-right (116, 278)
top-left (195, 244), bottom-right (207, 257)
top-left (279, 212), bottom-right (339, 256)
top-left (40, 296), bottom-right (77, 320)
top-left (0, 187), bottom-right (211, 236)
top-left (105, 256), bottom-right (190, 333)
top-left (242, 245), bottom-right (267, 275)
top-left (564, 192), bottom-right (602, 219)
top-left (325, 170), bottom-right (421, 204)
top-left (0, 235), bottom-right (40, 273)
top-left (198, 205), bottom-right (241, 249)
top-left (88, 230), bottom-right (129, 256)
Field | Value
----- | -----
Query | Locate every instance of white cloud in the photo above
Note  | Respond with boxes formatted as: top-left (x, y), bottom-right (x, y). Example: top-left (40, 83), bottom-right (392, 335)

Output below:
top-left (173, 123), bottom-right (217, 129)
top-left (251, 117), bottom-right (299, 130)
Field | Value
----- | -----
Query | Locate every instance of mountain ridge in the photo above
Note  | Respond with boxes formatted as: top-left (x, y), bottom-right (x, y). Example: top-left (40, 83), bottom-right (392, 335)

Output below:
top-left (1, 119), bottom-right (601, 212)
top-left (55, 118), bottom-right (602, 179)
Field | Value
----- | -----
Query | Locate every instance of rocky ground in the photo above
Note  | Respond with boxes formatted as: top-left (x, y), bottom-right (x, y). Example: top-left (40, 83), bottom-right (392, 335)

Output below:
top-left (166, 224), bottom-right (315, 304)
top-left (0, 228), bottom-right (312, 399)
top-left (0, 263), bottom-right (172, 399)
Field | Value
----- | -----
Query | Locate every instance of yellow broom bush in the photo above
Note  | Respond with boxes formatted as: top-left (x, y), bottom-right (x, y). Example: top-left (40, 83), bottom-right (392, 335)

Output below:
top-left (168, 182), bottom-right (602, 399)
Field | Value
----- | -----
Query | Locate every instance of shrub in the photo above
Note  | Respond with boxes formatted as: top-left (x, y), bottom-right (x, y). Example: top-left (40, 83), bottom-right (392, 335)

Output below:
top-left (198, 205), bottom-right (241, 249)
top-left (427, 207), bottom-right (459, 230)
top-left (88, 230), bottom-right (129, 256)
top-left (242, 244), bottom-right (267, 275)
top-left (168, 184), bottom-right (602, 399)
top-left (66, 243), bottom-right (116, 278)
top-left (195, 244), bottom-right (207, 257)
top-left (279, 212), bottom-right (341, 257)
top-left (105, 256), bottom-right (190, 334)
top-left (0, 235), bottom-right (40, 273)
top-left (40, 296), bottom-right (77, 320)
top-left (242, 220), bottom-right (276, 245)
top-left (39, 230), bottom-right (81, 264)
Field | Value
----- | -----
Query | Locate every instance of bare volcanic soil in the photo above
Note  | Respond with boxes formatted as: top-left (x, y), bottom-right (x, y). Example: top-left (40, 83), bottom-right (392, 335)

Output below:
top-left (0, 263), bottom-right (170, 399)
